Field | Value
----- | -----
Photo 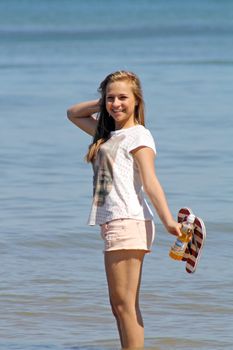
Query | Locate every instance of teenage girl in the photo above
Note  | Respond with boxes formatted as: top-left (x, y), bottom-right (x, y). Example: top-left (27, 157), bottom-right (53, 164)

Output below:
top-left (67, 71), bottom-right (181, 349)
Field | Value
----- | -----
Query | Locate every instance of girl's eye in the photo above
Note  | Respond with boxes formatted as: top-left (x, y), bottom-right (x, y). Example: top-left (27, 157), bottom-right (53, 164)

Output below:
top-left (106, 95), bottom-right (128, 102)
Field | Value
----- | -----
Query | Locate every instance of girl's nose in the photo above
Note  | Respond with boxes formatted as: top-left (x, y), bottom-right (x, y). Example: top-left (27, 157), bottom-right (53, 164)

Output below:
top-left (112, 97), bottom-right (120, 107)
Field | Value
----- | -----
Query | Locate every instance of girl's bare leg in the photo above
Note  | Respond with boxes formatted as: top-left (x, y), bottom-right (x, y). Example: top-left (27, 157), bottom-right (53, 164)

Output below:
top-left (104, 249), bottom-right (145, 349)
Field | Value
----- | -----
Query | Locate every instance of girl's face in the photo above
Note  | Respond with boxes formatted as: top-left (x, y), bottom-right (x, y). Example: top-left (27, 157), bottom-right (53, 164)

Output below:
top-left (105, 80), bottom-right (138, 130)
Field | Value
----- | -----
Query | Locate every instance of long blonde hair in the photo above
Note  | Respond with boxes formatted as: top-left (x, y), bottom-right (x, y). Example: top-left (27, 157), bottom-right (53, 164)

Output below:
top-left (86, 70), bottom-right (145, 163)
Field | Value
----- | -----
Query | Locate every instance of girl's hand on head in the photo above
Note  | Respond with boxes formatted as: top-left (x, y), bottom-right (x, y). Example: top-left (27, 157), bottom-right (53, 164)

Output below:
top-left (166, 221), bottom-right (182, 237)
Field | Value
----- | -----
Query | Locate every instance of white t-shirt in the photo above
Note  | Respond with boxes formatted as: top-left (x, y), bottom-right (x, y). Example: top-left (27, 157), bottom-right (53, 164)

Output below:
top-left (87, 125), bottom-right (156, 225)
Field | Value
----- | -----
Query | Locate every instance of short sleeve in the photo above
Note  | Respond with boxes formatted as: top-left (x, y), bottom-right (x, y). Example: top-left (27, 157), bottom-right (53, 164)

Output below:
top-left (128, 128), bottom-right (156, 154)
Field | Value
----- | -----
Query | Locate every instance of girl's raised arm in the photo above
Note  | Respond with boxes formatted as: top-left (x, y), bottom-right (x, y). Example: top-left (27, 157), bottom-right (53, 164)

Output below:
top-left (67, 99), bottom-right (100, 136)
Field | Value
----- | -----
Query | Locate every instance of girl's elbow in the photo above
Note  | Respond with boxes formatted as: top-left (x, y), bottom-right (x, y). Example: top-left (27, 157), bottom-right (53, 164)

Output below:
top-left (67, 108), bottom-right (72, 120)
top-left (143, 179), bottom-right (159, 199)
top-left (143, 183), bottom-right (153, 197)
top-left (67, 108), bottom-right (76, 121)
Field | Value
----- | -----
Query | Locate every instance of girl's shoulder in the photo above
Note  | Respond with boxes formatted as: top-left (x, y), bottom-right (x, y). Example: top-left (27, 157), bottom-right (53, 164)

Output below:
top-left (121, 124), bottom-right (152, 136)
top-left (133, 124), bottom-right (151, 133)
top-left (130, 125), bottom-right (154, 138)
top-left (109, 125), bottom-right (154, 144)
top-left (127, 125), bottom-right (156, 154)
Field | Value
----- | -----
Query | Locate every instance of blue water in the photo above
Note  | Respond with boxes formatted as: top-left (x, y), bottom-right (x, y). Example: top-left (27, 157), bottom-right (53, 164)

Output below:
top-left (1, 1), bottom-right (233, 349)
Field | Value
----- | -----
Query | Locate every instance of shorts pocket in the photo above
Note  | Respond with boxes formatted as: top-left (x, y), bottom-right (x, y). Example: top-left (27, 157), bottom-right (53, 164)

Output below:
top-left (100, 221), bottom-right (124, 249)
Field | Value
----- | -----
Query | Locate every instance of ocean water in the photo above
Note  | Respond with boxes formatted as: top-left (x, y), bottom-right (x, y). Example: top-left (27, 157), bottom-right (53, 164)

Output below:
top-left (0, 0), bottom-right (233, 349)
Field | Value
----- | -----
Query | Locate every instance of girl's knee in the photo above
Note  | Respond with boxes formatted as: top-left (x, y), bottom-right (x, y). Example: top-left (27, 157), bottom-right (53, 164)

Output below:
top-left (110, 295), bottom-right (135, 318)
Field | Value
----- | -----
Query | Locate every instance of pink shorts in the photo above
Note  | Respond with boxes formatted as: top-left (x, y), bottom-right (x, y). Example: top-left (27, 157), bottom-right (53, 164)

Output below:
top-left (100, 219), bottom-right (155, 253)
